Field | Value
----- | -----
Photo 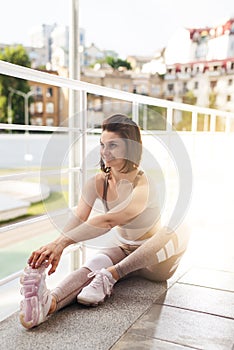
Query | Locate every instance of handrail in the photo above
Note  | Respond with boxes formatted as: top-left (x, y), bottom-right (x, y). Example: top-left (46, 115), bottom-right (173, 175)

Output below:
top-left (0, 60), bottom-right (234, 119)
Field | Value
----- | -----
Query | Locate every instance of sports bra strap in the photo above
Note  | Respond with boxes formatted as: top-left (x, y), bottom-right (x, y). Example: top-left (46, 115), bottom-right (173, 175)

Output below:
top-left (102, 172), bottom-right (110, 211)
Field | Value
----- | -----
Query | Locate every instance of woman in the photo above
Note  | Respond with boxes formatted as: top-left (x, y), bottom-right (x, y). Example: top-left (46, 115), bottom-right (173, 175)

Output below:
top-left (19, 114), bottom-right (189, 329)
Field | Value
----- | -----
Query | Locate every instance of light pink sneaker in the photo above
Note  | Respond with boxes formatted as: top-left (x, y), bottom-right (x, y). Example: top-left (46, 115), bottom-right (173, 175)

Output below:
top-left (19, 264), bottom-right (52, 329)
top-left (77, 268), bottom-right (116, 306)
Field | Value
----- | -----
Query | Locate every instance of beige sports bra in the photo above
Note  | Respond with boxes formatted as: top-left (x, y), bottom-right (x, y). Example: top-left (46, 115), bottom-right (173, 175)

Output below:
top-left (102, 170), bottom-right (144, 212)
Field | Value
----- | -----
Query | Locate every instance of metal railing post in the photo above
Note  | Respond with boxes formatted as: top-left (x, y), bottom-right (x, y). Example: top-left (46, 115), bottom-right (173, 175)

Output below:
top-left (69, 0), bottom-right (81, 271)
top-left (132, 101), bottom-right (139, 124)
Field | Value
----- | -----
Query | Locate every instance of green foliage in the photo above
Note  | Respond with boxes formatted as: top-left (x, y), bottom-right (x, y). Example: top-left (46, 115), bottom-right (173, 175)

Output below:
top-left (209, 91), bottom-right (217, 109)
top-left (182, 90), bottom-right (197, 105)
top-left (139, 105), bottom-right (167, 130)
top-left (106, 56), bottom-right (132, 70)
top-left (0, 45), bottom-right (31, 124)
top-left (172, 90), bottom-right (196, 131)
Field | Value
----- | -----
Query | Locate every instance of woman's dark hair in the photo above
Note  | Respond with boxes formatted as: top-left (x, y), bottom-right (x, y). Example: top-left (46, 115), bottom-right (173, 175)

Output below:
top-left (100, 114), bottom-right (142, 173)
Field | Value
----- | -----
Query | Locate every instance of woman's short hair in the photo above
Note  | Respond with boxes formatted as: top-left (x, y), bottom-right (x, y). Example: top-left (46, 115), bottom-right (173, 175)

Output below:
top-left (100, 114), bottom-right (142, 173)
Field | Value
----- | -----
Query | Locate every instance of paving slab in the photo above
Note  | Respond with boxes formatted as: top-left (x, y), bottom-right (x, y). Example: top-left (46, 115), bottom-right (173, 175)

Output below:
top-left (178, 267), bottom-right (234, 292)
top-left (0, 277), bottom-right (167, 350)
top-left (122, 304), bottom-right (234, 350)
top-left (156, 282), bottom-right (234, 318)
top-left (111, 333), bottom-right (194, 350)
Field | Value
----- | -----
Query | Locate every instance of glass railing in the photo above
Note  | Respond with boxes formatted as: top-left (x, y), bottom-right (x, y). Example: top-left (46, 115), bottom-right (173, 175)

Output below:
top-left (0, 60), bottom-right (234, 321)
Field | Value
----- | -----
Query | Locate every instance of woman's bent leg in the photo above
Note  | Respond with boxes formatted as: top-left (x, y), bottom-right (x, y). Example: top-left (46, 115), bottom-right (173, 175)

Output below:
top-left (114, 226), bottom-right (189, 282)
top-left (77, 247), bottom-right (127, 306)
top-left (53, 248), bottom-right (126, 311)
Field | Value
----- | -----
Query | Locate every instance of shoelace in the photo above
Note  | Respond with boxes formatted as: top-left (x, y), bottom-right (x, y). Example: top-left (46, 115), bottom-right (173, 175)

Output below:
top-left (88, 271), bottom-right (112, 295)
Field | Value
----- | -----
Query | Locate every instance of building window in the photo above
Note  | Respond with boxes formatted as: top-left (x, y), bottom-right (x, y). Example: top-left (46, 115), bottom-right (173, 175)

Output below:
top-left (46, 117), bottom-right (54, 126)
top-left (35, 117), bottom-right (43, 125)
top-left (228, 79), bottom-right (232, 86)
top-left (183, 82), bottom-right (188, 93)
top-left (36, 102), bottom-right (43, 113)
top-left (122, 84), bottom-right (129, 92)
top-left (227, 95), bottom-right (231, 102)
top-left (35, 86), bottom-right (42, 96)
top-left (140, 85), bottom-right (148, 95)
top-left (167, 83), bottom-right (174, 92)
top-left (46, 87), bottom-right (53, 97)
top-left (29, 103), bottom-right (35, 114)
top-left (46, 102), bottom-right (54, 114)
top-left (194, 81), bottom-right (199, 89)
top-left (210, 81), bottom-right (217, 89)
top-left (151, 84), bottom-right (160, 95)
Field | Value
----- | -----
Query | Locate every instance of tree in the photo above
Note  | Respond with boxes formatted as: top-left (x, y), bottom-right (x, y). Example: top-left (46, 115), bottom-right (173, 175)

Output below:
top-left (0, 45), bottom-right (31, 124)
top-left (106, 56), bottom-right (132, 70)
top-left (174, 90), bottom-right (197, 131)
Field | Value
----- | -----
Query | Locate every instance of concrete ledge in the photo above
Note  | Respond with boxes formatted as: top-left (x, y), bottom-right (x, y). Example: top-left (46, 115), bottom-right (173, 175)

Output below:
top-left (0, 181), bottom-right (50, 203)
top-left (0, 277), bottom-right (167, 350)
top-left (0, 181), bottom-right (50, 221)
top-left (0, 194), bottom-right (30, 221)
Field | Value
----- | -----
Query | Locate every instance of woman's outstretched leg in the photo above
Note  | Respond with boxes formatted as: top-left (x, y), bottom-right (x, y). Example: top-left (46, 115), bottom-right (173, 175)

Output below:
top-left (19, 252), bottom-right (120, 329)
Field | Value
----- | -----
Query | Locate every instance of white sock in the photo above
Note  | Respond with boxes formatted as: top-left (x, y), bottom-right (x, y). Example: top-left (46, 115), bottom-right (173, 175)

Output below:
top-left (83, 253), bottom-right (113, 272)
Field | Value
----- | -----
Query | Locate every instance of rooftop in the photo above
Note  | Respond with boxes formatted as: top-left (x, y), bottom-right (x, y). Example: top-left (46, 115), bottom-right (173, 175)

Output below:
top-left (0, 165), bottom-right (233, 349)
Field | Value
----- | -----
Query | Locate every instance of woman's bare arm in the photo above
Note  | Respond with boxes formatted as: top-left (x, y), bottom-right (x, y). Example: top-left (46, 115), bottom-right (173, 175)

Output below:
top-left (28, 175), bottom-right (100, 274)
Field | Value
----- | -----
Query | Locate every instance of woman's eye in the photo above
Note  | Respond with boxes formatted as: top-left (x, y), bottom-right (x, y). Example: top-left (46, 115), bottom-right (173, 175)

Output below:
top-left (109, 143), bottom-right (117, 149)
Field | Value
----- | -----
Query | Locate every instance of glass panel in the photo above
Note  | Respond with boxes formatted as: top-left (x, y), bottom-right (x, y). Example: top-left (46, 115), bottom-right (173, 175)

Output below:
top-left (172, 109), bottom-right (192, 131)
top-left (197, 113), bottom-right (210, 131)
top-left (215, 116), bottom-right (226, 131)
top-left (139, 105), bottom-right (166, 131)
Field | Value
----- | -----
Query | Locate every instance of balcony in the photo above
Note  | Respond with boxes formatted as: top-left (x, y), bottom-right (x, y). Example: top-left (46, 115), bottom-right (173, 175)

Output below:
top-left (0, 61), bottom-right (234, 350)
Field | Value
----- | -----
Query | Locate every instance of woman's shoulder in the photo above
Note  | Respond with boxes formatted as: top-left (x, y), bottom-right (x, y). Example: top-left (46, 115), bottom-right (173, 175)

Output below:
top-left (86, 172), bottom-right (105, 192)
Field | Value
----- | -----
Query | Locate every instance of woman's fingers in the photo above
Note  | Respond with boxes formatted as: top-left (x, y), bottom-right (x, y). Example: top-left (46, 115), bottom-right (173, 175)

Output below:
top-left (27, 242), bottom-right (62, 273)
top-left (28, 247), bottom-right (50, 268)
top-left (48, 257), bottom-right (60, 275)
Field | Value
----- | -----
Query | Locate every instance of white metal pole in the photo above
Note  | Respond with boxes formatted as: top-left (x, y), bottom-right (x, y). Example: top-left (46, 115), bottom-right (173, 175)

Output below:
top-left (69, 0), bottom-right (81, 270)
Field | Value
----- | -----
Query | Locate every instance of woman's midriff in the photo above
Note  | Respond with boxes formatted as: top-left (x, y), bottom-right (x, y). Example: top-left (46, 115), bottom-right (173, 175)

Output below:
top-left (137, 223), bottom-right (160, 241)
top-left (120, 222), bottom-right (161, 241)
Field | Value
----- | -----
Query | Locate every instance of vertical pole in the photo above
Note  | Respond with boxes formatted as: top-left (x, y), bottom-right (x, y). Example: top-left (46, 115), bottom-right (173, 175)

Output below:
top-left (143, 104), bottom-right (147, 130)
top-left (132, 101), bottom-right (139, 124)
top-left (25, 95), bottom-right (29, 134)
top-left (69, 0), bottom-right (81, 271)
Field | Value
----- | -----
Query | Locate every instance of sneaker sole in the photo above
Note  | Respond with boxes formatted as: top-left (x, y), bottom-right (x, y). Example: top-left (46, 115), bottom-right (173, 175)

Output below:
top-left (77, 292), bottom-right (112, 307)
top-left (19, 265), bottom-right (46, 329)
top-left (19, 296), bottom-right (39, 329)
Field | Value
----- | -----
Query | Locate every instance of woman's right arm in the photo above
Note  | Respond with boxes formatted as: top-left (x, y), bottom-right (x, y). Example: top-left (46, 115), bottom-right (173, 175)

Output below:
top-left (28, 175), bottom-right (101, 274)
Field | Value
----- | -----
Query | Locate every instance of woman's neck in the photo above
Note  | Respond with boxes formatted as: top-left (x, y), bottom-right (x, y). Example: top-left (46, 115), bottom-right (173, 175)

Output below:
top-left (110, 167), bottom-right (139, 184)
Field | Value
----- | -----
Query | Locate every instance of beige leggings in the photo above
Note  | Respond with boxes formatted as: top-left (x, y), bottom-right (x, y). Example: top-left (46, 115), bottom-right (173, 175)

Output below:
top-left (52, 226), bottom-right (189, 311)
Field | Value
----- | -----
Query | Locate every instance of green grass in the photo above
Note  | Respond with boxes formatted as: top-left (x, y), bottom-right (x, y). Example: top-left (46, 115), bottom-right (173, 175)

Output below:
top-left (0, 191), bottom-right (68, 227)
top-left (0, 231), bottom-right (58, 279)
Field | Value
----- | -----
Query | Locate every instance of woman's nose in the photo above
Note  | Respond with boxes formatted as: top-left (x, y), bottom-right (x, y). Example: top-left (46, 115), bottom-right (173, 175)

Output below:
top-left (103, 145), bottom-right (110, 155)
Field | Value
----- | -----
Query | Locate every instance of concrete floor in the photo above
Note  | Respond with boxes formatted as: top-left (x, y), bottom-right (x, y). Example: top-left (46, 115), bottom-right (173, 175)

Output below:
top-left (0, 218), bottom-right (233, 350)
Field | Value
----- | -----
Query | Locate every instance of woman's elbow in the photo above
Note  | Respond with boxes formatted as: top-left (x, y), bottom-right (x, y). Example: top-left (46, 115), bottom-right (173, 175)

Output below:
top-left (105, 214), bottom-right (128, 228)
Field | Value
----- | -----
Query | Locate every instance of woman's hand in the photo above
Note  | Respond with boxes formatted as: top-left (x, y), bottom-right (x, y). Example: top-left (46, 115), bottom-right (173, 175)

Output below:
top-left (28, 237), bottom-right (71, 275)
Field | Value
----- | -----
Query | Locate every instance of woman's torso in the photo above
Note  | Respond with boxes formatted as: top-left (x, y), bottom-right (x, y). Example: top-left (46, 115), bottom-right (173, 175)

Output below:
top-left (99, 170), bottom-right (161, 243)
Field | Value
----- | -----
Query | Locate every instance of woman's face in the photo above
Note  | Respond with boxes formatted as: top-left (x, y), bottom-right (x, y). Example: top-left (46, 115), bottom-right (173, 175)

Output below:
top-left (100, 131), bottom-right (126, 169)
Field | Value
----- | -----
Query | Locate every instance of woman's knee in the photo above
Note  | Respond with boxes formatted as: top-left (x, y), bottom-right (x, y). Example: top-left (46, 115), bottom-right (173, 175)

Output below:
top-left (83, 253), bottom-right (113, 272)
top-left (99, 247), bottom-right (126, 265)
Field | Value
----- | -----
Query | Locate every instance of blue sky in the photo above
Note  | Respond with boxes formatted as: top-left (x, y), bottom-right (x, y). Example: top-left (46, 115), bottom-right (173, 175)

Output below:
top-left (1, 0), bottom-right (234, 58)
